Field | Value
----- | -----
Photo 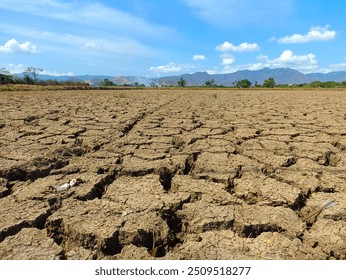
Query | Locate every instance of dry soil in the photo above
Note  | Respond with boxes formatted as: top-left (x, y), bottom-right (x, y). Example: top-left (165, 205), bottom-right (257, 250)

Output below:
top-left (0, 89), bottom-right (345, 260)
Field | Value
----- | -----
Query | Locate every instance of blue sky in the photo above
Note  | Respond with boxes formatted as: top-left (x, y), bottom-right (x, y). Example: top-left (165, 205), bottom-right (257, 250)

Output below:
top-left (1, 0), bottom-right (346, 77)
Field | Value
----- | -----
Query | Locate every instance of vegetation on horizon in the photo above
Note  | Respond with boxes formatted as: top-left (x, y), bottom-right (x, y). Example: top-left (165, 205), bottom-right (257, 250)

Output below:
top-left (0, 68), bottom-right (89, 88)
top-left (2, 67), bottom-right (346, 89)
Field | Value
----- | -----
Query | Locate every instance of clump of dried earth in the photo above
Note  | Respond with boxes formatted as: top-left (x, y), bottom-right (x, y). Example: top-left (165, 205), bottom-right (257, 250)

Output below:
top-left (0, 89), bottom-right (345, 260)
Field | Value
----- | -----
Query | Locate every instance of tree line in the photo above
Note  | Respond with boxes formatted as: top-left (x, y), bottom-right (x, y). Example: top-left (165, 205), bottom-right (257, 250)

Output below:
top-left (2, 67), bottom-right (346, 88)
top-left (176, 77), bottom-right (276, 88)
top-left (176, 77), bottom-right (346, 88)
top-left (0, 67), bottom-right (87, 86)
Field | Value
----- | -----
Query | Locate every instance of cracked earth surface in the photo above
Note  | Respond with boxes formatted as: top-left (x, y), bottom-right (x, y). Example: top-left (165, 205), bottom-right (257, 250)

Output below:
top-left (0, 89), bottom-right (345, 260)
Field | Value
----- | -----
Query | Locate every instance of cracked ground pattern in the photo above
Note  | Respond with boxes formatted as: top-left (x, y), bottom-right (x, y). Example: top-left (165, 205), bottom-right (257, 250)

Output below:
top-left (0, 89), bottom-right (345, 260)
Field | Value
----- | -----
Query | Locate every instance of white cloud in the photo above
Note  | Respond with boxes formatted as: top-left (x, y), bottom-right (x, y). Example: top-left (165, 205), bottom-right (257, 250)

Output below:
top-left (222, 58), bottom-right (235, 65)
top-left (0, 38), bottom-right (40, 54)
top-left (0, 26), bottom-right (158, 57)
top-left (210, 50), bottom-right (320, 74)
top-left (216, 63), bottom-right (264, 74)
top-left (256, 50), bottom-right (319, 72)
top-left (5, 64), bottom-right (74, 76)
top-left (150, 63), bottom-right (182, 73)
top-left (149, 62), bottom-right (195, 74)
top-left (6, 63), bottom-right (27, 74)
top-left (278, 25), bottom-right (336, 43)
top-left (82, 42), bottom-right (104, 52)
top-left (0, 1), bottom-right (173, 59)
top-left (183, 0), bottom-right (293, 27)
top-left (193, 54), bottom-right (205, 60)
top-left (216, 42), bottom-right (259, 52)
top-left (0, 1), bottom-right (177, 40)
top-left (221, 54), bottom-right (235, 65)
top-left (327, 58), bottom-right (346, 72)
top-left (41, 70), bottom-right (75, 76)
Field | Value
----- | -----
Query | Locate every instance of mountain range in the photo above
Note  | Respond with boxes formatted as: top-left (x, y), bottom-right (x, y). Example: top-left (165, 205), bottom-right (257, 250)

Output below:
top-left (35, 67), bottom-right (346, 86)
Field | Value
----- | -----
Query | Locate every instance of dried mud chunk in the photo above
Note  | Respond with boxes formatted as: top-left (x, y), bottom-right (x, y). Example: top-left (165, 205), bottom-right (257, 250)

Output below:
top-left (104, 175), bottom-right (190, 212)
top-left (234, 173), bottom-right (302, 207)
top-left (190, 138), bottom-right (235, 153)
top-left (133, 149), bottom-right (167, 161)
top-left (234, 127), bottom-right (260, 139)
top-left (103, 175), bottom-right (188, 254)
top-left (193, 152), bottom-right (259, 183)
top-left (288, 158), bottom-right (325, 171)
top-left (258, 139), bottom-right (291, 152)
top-left (301, 193), bottom-right (346, 222)
top-left (65, 246), bottom-right (96, 260)
top-left (304, 220), bottom-right (346, 259)
top-left (321, 151), bottom-right (340, 166)
top-left (162, 118), bottom-right (200, 132)
top-left (250, 232), bottom-right (308, 260)
top-left (118, 212), bottom-right (170, 251)
top-left (0, 228), bottom-right (63, 260)
top-left (63, 165), bottom-right (118, 201)
top-left (165, 230), bottom-right (307, 260)
top-left (164, 230), bottom-right (247, 260)
top-left (151, 136), bottom-right (175, 144)
top-left (243, 149), bottom-right (296, 169)
top-left (121, 155), bottom-right (171, 177)
top-left (116, 244), bottom-right (155, 260)
top-left (0, 156), bottom-right (69, 182)
top-left (171, 175), bottom-right (240, 205)
top-left (318, 172), bottom-right (346, 192)
top-left (178, 202), bottom-right (235, 233)
top-left (50, 145), bottom-right (85, 158)
top-left (104, 175), bottom-right (168, 211)
top-left (46, 176), bottom-right (184, 257)
top-left (46, 199), bottom-right (123, 256)
top-left (273, 170), bottom-right (320, 194)
top-left (233, 204), bottom-right (304, 238)
top-left (0, 197), bottom-right (51, 242)
top-left (11, 175), bottom-right (79, 202)
top-left (141, 127), bottom-right (182, 137)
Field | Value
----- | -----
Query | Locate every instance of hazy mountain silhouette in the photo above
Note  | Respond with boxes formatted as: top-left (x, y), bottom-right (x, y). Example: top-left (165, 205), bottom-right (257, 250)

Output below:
top-left (25, 67), bottom-right (346, 86)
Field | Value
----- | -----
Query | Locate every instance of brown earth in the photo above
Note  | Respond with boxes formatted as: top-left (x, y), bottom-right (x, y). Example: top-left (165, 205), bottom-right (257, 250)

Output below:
top-left (0, 89), bottom-right (345, 260)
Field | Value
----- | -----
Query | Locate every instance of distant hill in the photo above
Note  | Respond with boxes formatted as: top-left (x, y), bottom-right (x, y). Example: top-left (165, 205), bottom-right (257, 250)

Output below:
top-left (111, 76), bottom-right (153, 86)
top-left (18, 67), bottom-right (346, 86)
top-left (154, 68), bottom-right (319, 86)
top-left (307, 71), bottom-right (346, 82)
top-left (23, 74), bottom-right (153, 86)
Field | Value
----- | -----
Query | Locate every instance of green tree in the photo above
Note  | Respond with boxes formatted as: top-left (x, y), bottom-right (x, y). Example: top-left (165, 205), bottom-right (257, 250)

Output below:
top-left (177, 77), bottom-right (186, 87)
top-left (0, 68), bottom-right (14, 84)
top-left (234, 79), bottom-right (252, 88)
top-left (98, 78), bottom-right (116, 86)
top-left (310, 81), bottom-right (322, 88)
top-left (321, 81), bottom-right (338, 88)
top-left (24, 67), bottom-right (42, 84)
top-left (205, 79), bottom-right (215, 87)
top-left (263, 77), bottom-right (276, 88)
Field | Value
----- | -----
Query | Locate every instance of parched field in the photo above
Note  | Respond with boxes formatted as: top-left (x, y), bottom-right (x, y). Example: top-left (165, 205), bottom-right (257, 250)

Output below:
top-left (0, 89), bottom-right (345, 260)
